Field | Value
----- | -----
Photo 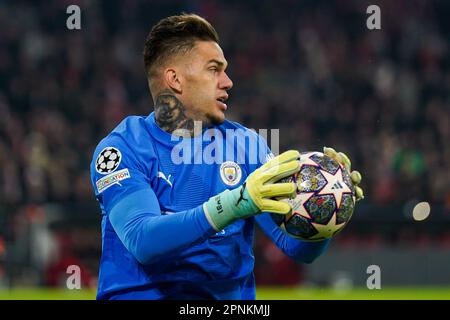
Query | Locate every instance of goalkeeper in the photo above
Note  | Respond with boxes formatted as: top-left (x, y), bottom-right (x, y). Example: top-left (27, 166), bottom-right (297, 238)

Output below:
top-left (90, 14), bottom-right (363, 300)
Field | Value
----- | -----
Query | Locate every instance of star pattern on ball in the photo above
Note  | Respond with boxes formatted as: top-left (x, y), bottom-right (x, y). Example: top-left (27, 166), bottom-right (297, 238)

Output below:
top-left (288, 192), bottom-right (315, 219)
top-left (300, 153), bottom-right (322, 168)
top-left (309, 212), bottom-right (346, 240)
top-left (318, 168), bottom-right (352, 208)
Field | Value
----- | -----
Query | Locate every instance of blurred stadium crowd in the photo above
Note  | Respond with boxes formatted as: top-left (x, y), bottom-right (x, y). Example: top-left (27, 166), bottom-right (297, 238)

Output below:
top-left (0, 0), bottom-right (448, 287)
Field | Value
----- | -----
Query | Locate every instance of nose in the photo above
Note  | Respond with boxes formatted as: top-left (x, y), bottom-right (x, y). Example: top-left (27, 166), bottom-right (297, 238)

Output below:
top-left (219, 72), bottom-right (233, 91)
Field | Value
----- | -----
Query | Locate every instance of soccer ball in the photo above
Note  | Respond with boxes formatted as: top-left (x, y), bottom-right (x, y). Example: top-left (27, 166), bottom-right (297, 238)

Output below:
top-left (271, 151), bottom-right (356, 241)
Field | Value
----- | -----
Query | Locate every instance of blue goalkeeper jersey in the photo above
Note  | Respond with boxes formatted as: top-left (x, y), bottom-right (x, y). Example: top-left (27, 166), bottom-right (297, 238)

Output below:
top-left (90, 112), bottom-right (330, 300)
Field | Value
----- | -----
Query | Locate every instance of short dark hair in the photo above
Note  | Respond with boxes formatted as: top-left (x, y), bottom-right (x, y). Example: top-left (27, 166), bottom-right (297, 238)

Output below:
top-left (143, 13), bottom-right (220, 79)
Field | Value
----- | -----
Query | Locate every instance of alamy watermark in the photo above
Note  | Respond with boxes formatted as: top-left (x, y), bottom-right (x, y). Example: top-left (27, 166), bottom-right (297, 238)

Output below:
top-left (366, 265), bottom-right (381, 289)
top-left (366, 5), bottom-right (381, 30)
top-left (66, 264), bottom-right (81, 290)
top-left (66, 5), bottom-right (81, 30)
top-left (65, 5), bottom-right (380, 35)
top-left (170, 121), bottom-right (279, 165)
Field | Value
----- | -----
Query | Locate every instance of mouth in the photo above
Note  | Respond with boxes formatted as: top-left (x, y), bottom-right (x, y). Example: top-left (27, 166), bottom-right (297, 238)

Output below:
top-left (216, 95), bottom-right (228, 111)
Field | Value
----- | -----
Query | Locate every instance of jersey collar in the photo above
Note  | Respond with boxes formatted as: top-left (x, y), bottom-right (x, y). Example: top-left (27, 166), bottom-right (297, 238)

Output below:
top-left (145, 112), bottom-right (209, 146)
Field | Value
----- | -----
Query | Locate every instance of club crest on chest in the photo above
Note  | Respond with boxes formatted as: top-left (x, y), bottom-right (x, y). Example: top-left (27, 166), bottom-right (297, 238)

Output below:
top-left (219, 161), bottom-right (242, 186)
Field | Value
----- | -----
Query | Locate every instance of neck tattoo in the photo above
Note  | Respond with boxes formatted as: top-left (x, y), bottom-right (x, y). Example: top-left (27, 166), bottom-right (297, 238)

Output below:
top-left (154, 91), bottom-right (195, 137)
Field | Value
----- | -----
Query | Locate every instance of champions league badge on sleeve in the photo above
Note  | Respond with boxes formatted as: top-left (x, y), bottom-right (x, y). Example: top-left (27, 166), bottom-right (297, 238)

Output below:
top-left (220, 161), bottom-right (242, 186)
top-left (96, 147), bottom-right (122, 174)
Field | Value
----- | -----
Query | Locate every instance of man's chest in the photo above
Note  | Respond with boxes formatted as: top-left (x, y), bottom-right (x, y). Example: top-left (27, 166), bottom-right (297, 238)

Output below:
top-left (152, 160), bottom-right (249, 213)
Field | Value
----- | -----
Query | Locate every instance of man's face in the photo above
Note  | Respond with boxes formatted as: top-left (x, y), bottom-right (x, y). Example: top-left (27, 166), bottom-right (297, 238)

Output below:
top-left (178, 41), bottom-right (233, 126)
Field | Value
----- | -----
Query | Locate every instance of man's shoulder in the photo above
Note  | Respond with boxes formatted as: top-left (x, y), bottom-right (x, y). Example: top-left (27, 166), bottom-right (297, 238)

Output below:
top-left (97, 115), bottom-right (148, 145)
top-left (111, 115), bottom-right (150, 140)
top-left (92, 115), bottom-right (154, 164)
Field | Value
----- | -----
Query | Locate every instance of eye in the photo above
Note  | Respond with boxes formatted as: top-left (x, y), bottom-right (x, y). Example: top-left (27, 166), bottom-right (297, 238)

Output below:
top-left (209, 67), bottom-right (218, 73)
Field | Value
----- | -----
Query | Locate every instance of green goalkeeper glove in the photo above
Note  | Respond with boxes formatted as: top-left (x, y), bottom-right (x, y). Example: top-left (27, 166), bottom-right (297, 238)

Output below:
top-left (203, 150), bottom-right (301, 231)
top-left (323, 147), bottom-right (364, 201)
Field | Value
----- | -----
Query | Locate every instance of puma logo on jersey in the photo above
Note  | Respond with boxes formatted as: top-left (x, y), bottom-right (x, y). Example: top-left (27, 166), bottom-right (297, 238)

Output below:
top-left (158, 171), bottom-right (173, 187)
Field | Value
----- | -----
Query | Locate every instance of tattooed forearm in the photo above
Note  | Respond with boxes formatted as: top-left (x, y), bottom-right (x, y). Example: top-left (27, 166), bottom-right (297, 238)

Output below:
top-left (154, 90), bottom-right (194, 136)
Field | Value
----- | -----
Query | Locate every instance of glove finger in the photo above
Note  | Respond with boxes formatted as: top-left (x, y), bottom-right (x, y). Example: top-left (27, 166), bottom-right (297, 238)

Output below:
top-left (323, 147), bottom-right (338, 159)
top-left (324, 148), bottom-right (343, 167)
top-left (261, 199), bottom-right (292, 215)
top-left (261, 160), bottom-right (301, 183)
top-left (350, 170), bottom-right (362, 185)
top-left (355, 186), bottom-right (364, 201)
top-left (260, 150), bottom-right (300, 171)
top-left (338, 152), bottom-right (352, 172)
top-left (260, 182), bottom-right (296, 198)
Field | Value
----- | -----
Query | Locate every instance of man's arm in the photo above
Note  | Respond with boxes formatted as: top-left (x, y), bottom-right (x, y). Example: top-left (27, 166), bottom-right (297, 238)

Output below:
top-left (108, 188), bottom-right (216, 265)
top-left (91, 142), bottom-right (217, 265)
top-left (255, 213), bottom-right (331, 264)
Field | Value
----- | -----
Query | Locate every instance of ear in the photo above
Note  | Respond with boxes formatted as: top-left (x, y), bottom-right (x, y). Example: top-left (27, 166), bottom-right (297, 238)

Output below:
top-left (163, 68), bottom-right (182, 94)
